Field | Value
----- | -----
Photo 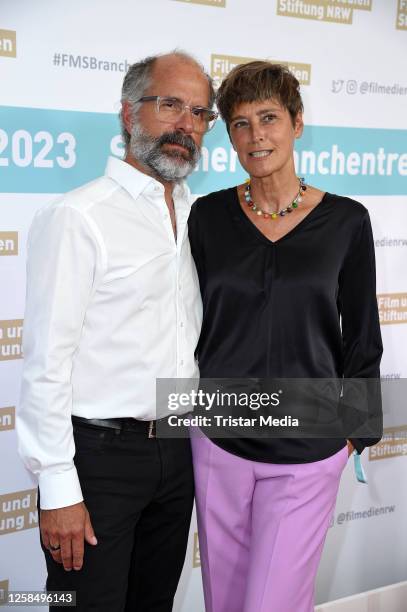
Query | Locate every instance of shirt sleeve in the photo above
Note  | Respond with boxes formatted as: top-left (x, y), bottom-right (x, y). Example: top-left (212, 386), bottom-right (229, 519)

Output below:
top-left (17, 203), bottom-right (103, 509)
top-left (337, 210), bottom-right (383, 454)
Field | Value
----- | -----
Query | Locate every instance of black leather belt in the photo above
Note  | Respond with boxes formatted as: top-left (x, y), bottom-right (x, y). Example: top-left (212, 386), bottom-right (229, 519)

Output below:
top-left (72, 415), bottom-right (156, 438)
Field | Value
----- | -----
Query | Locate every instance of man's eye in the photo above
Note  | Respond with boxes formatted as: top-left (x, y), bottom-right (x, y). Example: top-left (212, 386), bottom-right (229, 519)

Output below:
top-left (262, 114), bottom-right (276, 123)
top-left (161, 99), bottom-right (180, 110)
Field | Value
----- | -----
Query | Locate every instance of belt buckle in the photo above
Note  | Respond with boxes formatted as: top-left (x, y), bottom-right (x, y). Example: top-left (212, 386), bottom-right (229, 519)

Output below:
top-left (148, 420), bottom-right (156, 439)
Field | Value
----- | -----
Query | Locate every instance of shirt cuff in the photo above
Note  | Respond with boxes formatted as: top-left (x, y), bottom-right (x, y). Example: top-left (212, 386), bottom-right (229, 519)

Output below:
top-left (38, 466), bottom-right (83, 509)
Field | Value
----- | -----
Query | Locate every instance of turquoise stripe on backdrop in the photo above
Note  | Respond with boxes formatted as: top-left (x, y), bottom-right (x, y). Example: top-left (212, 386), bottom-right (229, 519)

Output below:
top-left (1, 106), bottom-right (406, 195)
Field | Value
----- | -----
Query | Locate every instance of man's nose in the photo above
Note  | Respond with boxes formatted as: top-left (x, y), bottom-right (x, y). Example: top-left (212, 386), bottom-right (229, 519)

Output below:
top-left (174, 107), bottom-right (194, 134)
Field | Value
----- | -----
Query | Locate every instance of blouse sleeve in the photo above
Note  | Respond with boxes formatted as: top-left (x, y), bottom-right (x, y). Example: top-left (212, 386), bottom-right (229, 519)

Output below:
top-left (188, 199), bottom-right (205, 287)
top-left (337, 209), bottom-right (383, 454)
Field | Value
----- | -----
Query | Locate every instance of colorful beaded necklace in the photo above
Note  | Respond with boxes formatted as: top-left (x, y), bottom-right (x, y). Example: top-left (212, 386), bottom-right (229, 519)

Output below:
top-left (244, 177), bottom-right (307, 219)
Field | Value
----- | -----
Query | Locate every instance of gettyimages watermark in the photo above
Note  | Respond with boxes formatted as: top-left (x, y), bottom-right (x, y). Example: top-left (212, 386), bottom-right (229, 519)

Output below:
top-left (154, 377), bottom-right (384, 439)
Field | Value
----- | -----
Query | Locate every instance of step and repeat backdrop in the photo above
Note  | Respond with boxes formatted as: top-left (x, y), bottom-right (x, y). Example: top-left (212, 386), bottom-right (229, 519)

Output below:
top-left (1, 0), bottom-right (406, 610)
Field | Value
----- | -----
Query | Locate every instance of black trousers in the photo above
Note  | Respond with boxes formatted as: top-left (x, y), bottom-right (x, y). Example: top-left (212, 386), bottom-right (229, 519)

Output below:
top-left (40, 420), bottom-right (194, 611)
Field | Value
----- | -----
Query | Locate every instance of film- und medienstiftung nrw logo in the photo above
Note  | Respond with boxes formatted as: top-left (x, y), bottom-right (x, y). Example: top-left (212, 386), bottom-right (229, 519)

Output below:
top-left (0, 233), bottom-right (18, 256)
top-left (211, 54), bottom-right (311, 89)
top-left (193, 532), bottom-right (201, 567)
top-left (0, 407), bottom-right (15, 432)
top-left (0, 489), bottom-right (38, 536)
top-left (369, 426), bottom-right (407, 460)
top-left (0, 320), bottom-right (23, 361)
top-left (377, 293), bottom-right (407, 325)
top-left (276, 0), bottom-right (372, 25)
top-left (0, 580), bottom-right (9, 606)
top-left (0, 29), bottom-right (16, 58)
top-left (397, 0), bottom-right (407, 30)
top-left (174, 0), bottom-right (226, 7)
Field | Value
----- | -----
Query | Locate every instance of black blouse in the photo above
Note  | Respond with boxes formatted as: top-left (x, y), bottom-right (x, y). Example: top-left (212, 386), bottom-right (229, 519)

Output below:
top-left (188, 187), bottom-right (383, 464)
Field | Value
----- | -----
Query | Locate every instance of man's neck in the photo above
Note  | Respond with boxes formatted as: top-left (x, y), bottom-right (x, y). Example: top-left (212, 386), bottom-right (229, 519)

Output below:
top-left (124, 153), bottom-right (177, 209)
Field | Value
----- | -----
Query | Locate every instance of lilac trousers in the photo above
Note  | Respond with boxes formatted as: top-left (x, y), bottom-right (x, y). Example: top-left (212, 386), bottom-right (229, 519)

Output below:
top-left (190, 432), bottom-right (348, 612)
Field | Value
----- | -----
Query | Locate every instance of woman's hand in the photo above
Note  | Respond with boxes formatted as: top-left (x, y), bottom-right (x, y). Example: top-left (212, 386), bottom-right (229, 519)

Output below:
top-left (346, 440), bottom-right (355, 457)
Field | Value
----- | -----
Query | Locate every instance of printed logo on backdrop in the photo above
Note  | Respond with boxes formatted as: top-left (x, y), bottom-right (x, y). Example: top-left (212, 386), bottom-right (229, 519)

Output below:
top-left (277, 0), bottom-right (372, 25)
top-left (0, 320), bottom-right (23, 361)
top-left (0, 29), bottom-right (16, 58)
top-left (369, 426), bottom-right (407, 461)
top-left (193, 532), bottom-right (201, 567)
top-left (377, 293), bottom-right (407, 325)
top-left (334, 504), bottom-right (396, 526)
top-left (0, 232), bottom-right (18, 256)
top-left (173, 0), bottom-right (226, 6)
top-left (211, 54), bottom-right (311, 89)
top-left (375, 236), bottom-right (407, 248)
top-left (0, 581), bottom-right (9, 607)
top-left (397, 0), bottom-right (407, 29)
top-left (0, 489), bottom-right (38, 536)
top-left (1, 107), bottom-right (407, 196)
top-left (331, 78), bottom-right (407, 97)
top-left (0, 407), bottom-right (15, 432)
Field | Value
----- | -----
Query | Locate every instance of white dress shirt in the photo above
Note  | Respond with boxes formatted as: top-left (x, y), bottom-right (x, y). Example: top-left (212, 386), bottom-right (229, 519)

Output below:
top-left (17, 156), bottom-right (202, 509)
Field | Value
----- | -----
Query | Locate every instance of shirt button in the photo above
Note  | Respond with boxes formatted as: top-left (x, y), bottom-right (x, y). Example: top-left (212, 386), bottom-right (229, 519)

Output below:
top-left (180, 360), bottom-right (184, 366)
top-left (180, 322), bottom-right (184, 328)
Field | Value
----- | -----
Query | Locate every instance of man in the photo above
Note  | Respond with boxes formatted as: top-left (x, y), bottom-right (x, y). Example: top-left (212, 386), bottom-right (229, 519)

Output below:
top-left (17, 51), bottom-right (216, 611)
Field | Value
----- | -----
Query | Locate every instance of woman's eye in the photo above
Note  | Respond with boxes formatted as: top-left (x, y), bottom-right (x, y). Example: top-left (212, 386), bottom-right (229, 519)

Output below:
top-left (262, 114), bottom-right (276, 123)
top-left (232, 121), bottom-right (248, 129)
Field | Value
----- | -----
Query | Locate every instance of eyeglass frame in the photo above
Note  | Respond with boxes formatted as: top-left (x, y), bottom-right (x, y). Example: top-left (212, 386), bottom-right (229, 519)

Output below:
top-left (136, 96), bottom-right (218, 132)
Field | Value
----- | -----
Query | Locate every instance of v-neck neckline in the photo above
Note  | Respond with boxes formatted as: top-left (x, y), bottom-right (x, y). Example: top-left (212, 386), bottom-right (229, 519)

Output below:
top-left (231, 187), bottom-right (329, 246)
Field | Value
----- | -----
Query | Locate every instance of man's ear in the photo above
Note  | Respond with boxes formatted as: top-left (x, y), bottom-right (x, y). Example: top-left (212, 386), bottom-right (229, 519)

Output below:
top-left (122, 101), bottom-right (133, 135)
top-left (294, 112), bottom-right (304, 139)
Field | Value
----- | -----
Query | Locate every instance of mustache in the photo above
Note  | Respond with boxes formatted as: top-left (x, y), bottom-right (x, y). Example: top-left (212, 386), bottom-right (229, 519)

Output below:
top-left (158, 131), bottom-right (198, 157)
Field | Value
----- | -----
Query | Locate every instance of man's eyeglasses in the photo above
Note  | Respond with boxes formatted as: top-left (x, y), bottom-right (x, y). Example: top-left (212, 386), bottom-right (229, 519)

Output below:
top-left (137, 96), bottom-right (218, 133)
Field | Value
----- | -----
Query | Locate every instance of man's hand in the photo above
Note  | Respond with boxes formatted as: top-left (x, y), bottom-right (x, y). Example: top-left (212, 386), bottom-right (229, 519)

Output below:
top-left (40, 501), bottom-right (97, 571)
top-left (346, 440), bottom-right (355, 457)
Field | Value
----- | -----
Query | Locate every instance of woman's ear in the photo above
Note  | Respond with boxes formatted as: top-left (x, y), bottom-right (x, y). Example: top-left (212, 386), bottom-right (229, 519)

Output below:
top-left (294, 112), bottom-right (304, 139)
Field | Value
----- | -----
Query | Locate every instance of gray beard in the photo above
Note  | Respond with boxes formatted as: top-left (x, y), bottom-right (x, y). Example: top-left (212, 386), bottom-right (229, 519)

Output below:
top-left (129, 124), bottom-right (201, 182)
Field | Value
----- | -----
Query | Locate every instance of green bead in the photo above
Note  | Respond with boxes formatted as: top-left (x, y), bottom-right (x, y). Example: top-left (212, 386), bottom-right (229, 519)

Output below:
top-left (292, 202), bottom-right (298, 208)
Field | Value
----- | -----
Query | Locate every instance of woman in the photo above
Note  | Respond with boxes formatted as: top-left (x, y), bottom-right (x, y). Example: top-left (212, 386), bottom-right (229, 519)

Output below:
top-left (188, 61), bottom-right (382, 612)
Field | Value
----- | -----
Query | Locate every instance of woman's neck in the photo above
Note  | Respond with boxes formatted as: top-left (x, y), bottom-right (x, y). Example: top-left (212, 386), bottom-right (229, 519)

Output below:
top-left (249, 170), bottom-right (300, 213)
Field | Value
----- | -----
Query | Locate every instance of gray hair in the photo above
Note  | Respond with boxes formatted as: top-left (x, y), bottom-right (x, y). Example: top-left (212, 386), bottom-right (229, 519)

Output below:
top-left (120, 50), bottom-right (216, 149)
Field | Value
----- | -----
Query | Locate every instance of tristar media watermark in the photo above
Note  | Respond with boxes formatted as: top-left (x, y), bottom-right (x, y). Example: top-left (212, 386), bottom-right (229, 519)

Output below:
top-left (0, 320), bottom-right (23, 361)
top-left (377, 293), bottom-right (407, 325)
top-left (0, 407), bottom-right (15, 432)
top-left (369, 426), bottom-right (407, 460)
top-left (397, 0), bottom-right (407, 30)
top-left (174, 0), bottom-right (226, 6)
top-left (0, 232), bottom-right (18, 256)
top-left (277, 0), bottom-right (372, 25)
top-left (156, 378), bottom-right (382, 439)
top-left (0, 29), bottom-right (16, 58)
top-left (0, 489), bottom-right (38, 536)
top-left (211, 54), bottom-right (311, 88)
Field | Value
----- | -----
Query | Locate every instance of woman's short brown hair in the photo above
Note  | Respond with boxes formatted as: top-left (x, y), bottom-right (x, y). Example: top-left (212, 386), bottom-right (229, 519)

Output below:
top-left (216, 61), bottom-right (304, 129)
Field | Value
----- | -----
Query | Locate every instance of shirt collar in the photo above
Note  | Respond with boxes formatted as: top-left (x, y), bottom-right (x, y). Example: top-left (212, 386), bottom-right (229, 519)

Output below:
top-left (105, 156), bottom-right (191, 206)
